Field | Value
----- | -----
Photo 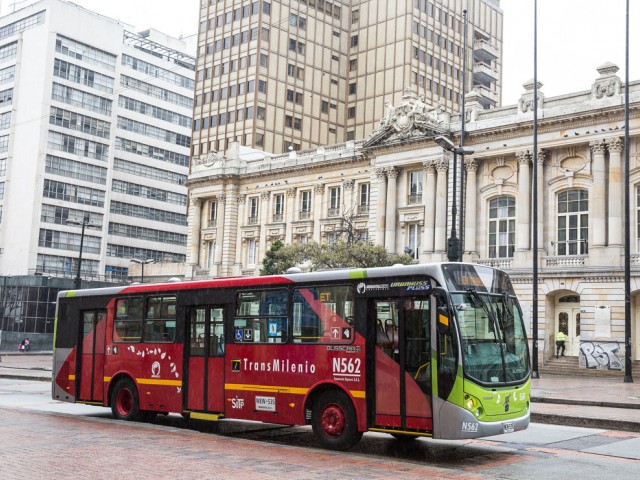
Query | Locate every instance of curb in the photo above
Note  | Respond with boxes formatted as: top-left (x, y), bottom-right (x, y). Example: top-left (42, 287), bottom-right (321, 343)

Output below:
top-left (531, 396), bottom-right (640, 410)
top-left (531, 411), bottom-right (640, 433)
top-left (0, 373), bottom-right (51, 382)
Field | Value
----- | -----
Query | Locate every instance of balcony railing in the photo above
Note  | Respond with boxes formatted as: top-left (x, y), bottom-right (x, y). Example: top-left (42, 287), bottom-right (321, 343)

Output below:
top-left (299, 210), bottom-right (311, 220)
top-left (248, 216), bottom-right (259, 225)
top-left (272, 213), bottom-right (284, 223)
top-left (328, 207), bottom-right (341, 217)
top-left (207, 219), bottom-right (217, 228)
top-left (407, 194), bottom-right (422, 204)
top-left (357, 204), bottom-right (369, 215)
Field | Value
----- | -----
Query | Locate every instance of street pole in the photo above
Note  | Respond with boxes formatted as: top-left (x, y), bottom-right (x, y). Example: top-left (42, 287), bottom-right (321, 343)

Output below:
top-left (74, 219), bottom-right (86, 290)
top-left (459, 9), bottom-right (468, 259)
top-left (448, 148), bottom-right (459, 262)
top-left (531, 0), bottom-right (540, 379)
top-left (623, 0), bottom-right (633, 383)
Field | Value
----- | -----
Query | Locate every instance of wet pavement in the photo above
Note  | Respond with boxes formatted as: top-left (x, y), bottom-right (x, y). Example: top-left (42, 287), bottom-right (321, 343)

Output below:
top-left (1, 352), bottom-right (639, 432)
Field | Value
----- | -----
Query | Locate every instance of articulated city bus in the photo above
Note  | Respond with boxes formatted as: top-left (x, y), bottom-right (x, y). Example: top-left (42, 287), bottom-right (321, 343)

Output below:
top-left (52, 263), bottom-right (531, 450)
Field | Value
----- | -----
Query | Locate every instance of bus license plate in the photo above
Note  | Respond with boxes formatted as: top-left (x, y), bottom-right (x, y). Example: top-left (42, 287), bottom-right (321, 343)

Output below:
top-left (502, 422), bottom-right (515, 433)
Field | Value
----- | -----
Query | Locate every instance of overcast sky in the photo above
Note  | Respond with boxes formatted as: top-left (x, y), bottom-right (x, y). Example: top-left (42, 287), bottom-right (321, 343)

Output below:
top-left (1, 0), bottom-right (638, 105)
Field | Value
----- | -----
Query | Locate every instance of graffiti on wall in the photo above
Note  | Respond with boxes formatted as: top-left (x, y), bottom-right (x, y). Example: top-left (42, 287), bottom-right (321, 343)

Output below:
top-left (579, 341), bottom-right (623, 370)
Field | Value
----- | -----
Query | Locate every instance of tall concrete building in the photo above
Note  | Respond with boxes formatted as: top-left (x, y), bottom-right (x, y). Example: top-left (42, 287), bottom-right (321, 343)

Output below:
top-left (193, 0), bottom-right (502, 155)
top-left (0, 0), bottom-right (194, 337)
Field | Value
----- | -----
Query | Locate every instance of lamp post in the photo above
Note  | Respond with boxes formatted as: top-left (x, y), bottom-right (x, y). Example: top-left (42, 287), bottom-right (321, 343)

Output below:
top-left (130, 258), bottom-right (156, 283)
top-left (434, 135), bottom-right (475, 261)
top-left (66, 215), bottom-right (98, 290)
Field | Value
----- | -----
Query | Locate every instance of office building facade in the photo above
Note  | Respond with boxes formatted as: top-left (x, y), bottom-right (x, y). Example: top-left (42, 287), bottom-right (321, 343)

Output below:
top-left (193, 0), bottom-right (502, 155)
top-left (0, 0), bottom-right (194, 336)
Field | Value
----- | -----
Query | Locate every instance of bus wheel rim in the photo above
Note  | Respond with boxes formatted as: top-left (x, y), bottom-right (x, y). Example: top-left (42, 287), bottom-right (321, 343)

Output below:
top-left (116, 388), bottom-right (132, 415)
top-left (320, 403), bottom-right (346, 437)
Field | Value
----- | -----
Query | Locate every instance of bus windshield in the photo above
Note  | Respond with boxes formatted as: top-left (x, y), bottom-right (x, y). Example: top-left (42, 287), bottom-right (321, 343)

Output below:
top-left (452, 290), bottom-right (530, 385)
top-left (440, 263), bottom-right (530, 386)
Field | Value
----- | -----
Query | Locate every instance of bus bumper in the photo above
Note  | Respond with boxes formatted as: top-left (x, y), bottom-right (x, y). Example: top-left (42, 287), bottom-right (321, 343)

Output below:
top-left (434, 400), bottom-right (530, 440)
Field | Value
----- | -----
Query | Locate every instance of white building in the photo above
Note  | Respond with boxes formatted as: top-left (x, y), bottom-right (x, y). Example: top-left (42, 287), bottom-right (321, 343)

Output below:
top-left (0, 0), bottom-right (194, 284)
top-left (186, 64), bottom-right (640, 371)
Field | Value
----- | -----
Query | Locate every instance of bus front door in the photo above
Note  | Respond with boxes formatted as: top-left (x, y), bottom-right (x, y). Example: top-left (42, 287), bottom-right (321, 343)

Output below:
top-left (372, 298), bottom-right (432, 431)
top-left (77, 310), bottom-right (106, 403)
top-left (186, 306), bottom-right (225, 413)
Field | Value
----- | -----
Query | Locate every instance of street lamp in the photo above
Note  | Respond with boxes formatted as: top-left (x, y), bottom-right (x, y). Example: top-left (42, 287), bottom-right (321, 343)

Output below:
top-left (130, 258), bottom-right (156, 283)
top-left (66, 215), bottom-right (99, 290)
top-left (434, 135), bottom-right (475, 261)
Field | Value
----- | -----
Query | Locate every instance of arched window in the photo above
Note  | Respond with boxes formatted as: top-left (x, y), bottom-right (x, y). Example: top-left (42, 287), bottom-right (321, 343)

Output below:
top-left (557, 190), bottom-right (588, 255)
top-left (488, 196), bottom-right (515, 258)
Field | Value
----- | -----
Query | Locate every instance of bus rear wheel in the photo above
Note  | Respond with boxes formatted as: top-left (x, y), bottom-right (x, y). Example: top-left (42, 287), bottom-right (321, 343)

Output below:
top-left (111, 378), bottom-right (141, 421)
top-left (312, 390), bottom-right (362, 451)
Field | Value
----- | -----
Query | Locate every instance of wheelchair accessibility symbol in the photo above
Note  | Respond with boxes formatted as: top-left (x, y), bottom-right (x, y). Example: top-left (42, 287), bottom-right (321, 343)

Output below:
top-left (235, 329), bottom-right (244, 341)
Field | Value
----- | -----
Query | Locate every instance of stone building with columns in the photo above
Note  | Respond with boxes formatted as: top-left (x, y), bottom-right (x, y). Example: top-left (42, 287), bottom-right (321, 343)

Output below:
top-left (185, 63), bottom-right (640, 370)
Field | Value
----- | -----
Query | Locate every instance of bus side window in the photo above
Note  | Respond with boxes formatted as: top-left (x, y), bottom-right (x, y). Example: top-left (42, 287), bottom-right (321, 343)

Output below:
top-left (144, 296), bottom-right (176, 343)
top-left (114, 297), bottom-right (143, 342)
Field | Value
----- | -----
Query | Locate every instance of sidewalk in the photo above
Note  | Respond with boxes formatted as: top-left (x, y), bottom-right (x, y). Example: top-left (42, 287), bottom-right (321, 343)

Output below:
top-left (1, 353), bottom-right (639, 432)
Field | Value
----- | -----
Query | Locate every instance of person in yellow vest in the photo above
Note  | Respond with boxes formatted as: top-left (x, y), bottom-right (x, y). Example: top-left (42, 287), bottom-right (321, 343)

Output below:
top-left (556, 331), bottom-right (567, 358)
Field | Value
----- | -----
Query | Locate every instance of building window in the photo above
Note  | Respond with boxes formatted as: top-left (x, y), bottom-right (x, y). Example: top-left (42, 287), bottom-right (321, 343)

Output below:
top-left (208, 201), bottom-right (218, 227)
top-left (289, 38), bottom-right (305, 55)
top-left (349, 82), bottom-right (357, 95)
top-left (248, 196), bottom-right (259, 224)
top-left (488, 196), bottom-right (515, 258)
top-left (349, 58), bottom-right (358, 71)
top-left (407, 224), bottom-right (421, 260)
top-left (350, 35), bottom-right (359, 48)
top-left (247, 238), bottom-right (257, 265)
top-left (347, 130), bottom-right (355, 141)
top-left (287, 89), bottom-right (303, 105)
top-left (290, 13), bottom-right (307, 29)
top-left (557, 190), bottom-right (588, 255)
top-left (300, 190), bottom-right (311, 220)
top-left (351, 9), bottom-right (360, 23)
top-left (347, 106), bottom-right (356, 119)
top-left (408, 171), bottom-right (423, 204)
top-left (328, 186), bottom-right (341, 217)
top-left (259, 53), bottom-right (269, 67)
top-left (321, 100), bottom-right (329, 113)
top-left (273, 193), bottom-right (284, 222)
top-left (285, 115), bottom-right (301, 130)
top-left (358, 183), bottom-right (369, 215)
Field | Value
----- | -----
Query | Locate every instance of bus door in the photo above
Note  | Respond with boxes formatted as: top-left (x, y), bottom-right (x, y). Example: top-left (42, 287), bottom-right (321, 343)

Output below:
top-left (186, 305), bottom-right (226, 413)
top-left (77, 310), bottom-right (107, 403)
top-left (371, 297), bottom-right (432, 431)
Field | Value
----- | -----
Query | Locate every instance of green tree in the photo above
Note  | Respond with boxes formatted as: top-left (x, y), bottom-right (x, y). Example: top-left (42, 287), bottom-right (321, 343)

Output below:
top-left (260, 239), bottom-right (412, 275)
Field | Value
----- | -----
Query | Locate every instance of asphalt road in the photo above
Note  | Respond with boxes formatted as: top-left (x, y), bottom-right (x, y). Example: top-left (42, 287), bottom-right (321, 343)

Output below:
top-left (1, 378), bottom-right (639, 480)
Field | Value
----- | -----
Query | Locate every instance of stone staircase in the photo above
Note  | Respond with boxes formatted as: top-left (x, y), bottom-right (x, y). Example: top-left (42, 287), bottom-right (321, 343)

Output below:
top-left (537, 355), bottom-right (632, 377)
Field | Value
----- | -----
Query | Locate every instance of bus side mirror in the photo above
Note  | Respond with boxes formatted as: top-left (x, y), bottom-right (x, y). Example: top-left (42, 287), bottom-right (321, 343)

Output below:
top-left (433, 287), bottom-right (451, 334)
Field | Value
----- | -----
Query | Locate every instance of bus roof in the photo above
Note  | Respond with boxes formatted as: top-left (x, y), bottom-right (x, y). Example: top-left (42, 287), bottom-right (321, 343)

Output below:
top-left (57, 262), bottom-right (499, 300)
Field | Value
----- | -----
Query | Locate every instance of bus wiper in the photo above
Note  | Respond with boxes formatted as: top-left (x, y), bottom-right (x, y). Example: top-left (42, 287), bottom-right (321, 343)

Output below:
top-left (467, 289), bottom-right (500, 338)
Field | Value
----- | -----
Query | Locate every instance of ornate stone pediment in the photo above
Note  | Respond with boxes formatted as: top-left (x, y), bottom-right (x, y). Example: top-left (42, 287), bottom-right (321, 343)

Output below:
top-left (591, 62), bottom-right (621, 99)
top-left (364, 88), bottom-right (449, 148)
top-left (193, 150), bottom-right (225, 168)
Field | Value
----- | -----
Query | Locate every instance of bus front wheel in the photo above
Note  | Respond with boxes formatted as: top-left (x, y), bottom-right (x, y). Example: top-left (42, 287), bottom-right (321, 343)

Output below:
top-left (312, 390), bottom-right (362, 450)
top-left (111, 378), bottom-right (141, 421)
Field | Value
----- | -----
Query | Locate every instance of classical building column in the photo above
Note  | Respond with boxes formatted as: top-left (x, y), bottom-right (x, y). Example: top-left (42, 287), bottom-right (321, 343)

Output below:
top-left (423, 161), bottom-right (437, 253)
top-left (222, 184), bottom-right (239, 277)
top-left (214, 195), bottom-right (225, 268)
top-left (536, 150), bottom-right (545, 251)
top-left (188, 196), bottom-right (202, 267)
top-left (343, 179), bottom-right (355, 214)
top-left (313, 183), bottom-right (324, 243)
top-left (464, 159), bottom-right (478, 254)
top-left (285, 187), bottom-right (296, 245)
top-left (607, 137), bottom-right (623, 246)
top-left (590, 140), bottom-right (607, 248)
top-left (234, 194), bottom-right (246, 272)
top-left (516, 151), bottom-right (532, 251)
top-left (258, 191), bottom-right (269, 262)
top-left (434, 159), bottom-right (449, 253)
top-left (384, 167), bottom-right (399, 253)
top-left (375, 168), bottom-right (387, 246)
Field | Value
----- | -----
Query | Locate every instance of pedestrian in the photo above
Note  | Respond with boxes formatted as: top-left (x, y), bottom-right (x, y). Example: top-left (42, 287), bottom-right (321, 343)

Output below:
top-left (24, 338), bottom-right (30, 352)
top-left (18, 338), bottom-right (25, 352)
top-left (556, 330), bottom-right (567, 358)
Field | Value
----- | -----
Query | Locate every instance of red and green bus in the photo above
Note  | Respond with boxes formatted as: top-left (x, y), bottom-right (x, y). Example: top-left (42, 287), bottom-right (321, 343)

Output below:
top-left (52, 263), bottom-right (531, 450)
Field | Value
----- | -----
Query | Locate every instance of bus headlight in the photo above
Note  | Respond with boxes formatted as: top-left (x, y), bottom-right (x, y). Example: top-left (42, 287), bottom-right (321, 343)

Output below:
top-left (464, 394), bottom-right (480, 411)
top-left (475, 408), bottom-right (483, 417)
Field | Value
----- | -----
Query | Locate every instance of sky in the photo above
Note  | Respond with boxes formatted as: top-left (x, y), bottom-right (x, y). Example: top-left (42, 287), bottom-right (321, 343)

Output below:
top-left (0, 0), bottom-right (638, 106)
